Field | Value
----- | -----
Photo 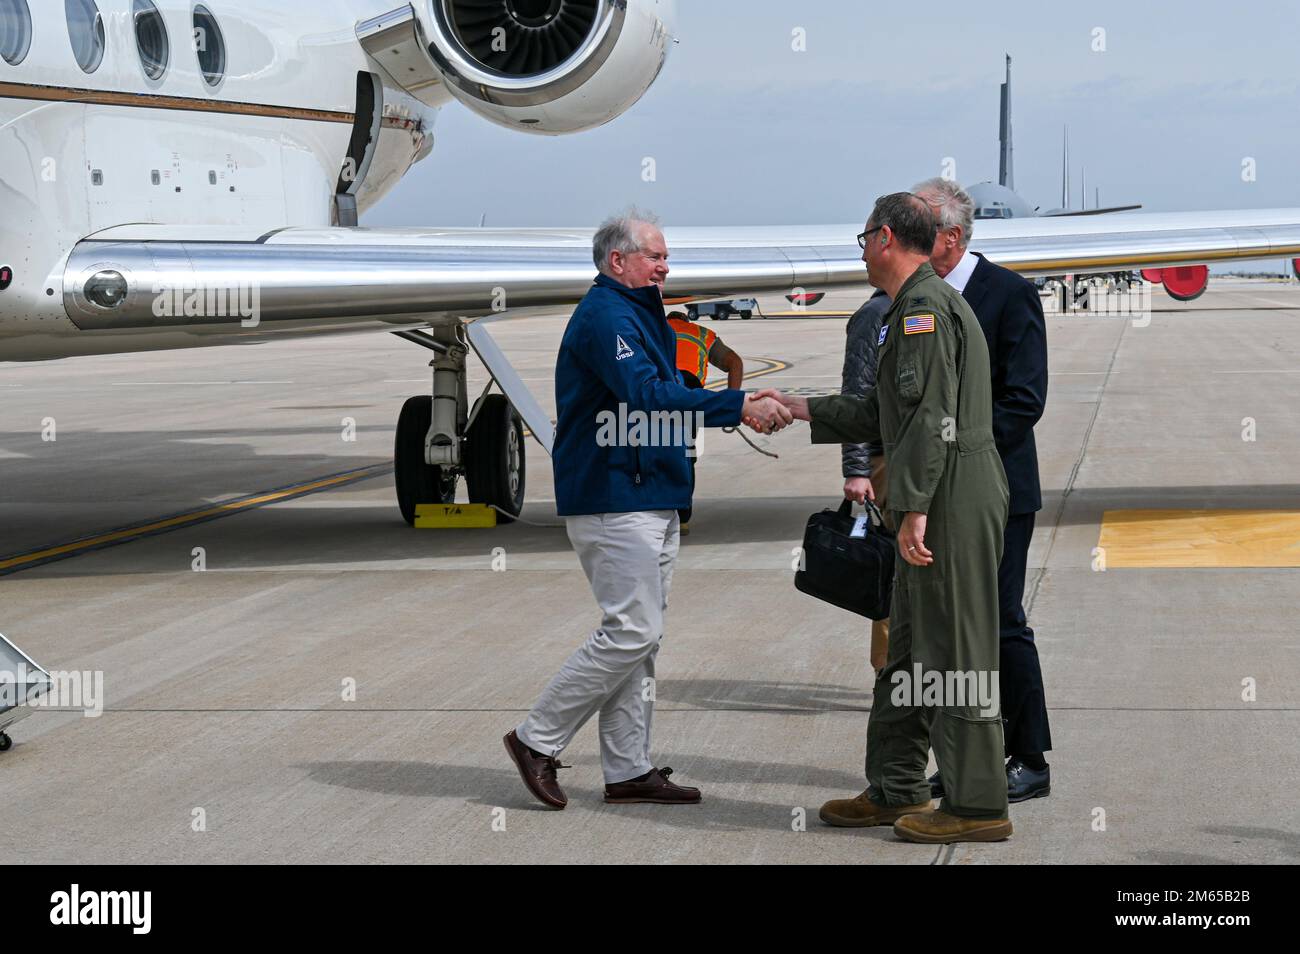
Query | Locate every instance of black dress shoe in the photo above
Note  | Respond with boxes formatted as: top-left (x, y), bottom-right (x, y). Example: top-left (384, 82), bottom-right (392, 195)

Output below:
top-left (604, 767), bottom-right (701, 805)
top-left (928, 771), bottom-right (944, 800)
top-left (503, 730), bottom-right (568, 809)
top-left (1006, 758), bottom-right (1051, 802)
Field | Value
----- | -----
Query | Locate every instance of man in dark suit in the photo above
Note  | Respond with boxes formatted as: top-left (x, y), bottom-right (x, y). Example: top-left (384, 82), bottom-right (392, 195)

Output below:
top-left (912, 178), bottom-right (1052, 801)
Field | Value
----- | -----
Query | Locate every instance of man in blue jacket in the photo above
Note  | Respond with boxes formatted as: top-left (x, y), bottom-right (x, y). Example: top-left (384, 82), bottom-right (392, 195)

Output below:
top-left (504, 210), bottom-right (791, 809)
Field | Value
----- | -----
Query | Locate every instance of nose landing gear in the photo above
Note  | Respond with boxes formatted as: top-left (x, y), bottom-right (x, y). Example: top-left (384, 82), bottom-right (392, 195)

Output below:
top-left (391, 326), bottom-right (526, 526)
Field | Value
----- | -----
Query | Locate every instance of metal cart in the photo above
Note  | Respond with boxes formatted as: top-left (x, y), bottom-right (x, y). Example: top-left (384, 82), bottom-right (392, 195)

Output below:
top-left (1, 633), bottom-right (52, 751)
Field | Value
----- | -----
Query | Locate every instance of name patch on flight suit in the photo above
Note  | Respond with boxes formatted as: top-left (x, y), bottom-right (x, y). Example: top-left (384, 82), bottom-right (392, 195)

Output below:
top-left (903, 314), bottom-right (935, 335)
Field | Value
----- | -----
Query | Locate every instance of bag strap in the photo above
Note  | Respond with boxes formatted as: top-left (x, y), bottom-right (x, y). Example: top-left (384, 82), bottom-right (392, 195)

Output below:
top-left (839, 498), bottom-right (888, 530)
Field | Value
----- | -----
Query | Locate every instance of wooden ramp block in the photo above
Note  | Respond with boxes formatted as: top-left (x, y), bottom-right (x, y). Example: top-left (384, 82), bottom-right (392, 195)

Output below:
top-left (414, 503), bottom-right (497, 529)
top-left (1097, 509), bottom-right (1300, 568)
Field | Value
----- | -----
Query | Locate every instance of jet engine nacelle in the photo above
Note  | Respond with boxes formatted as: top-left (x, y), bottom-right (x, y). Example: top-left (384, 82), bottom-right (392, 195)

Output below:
top-left (1142, 264), bottom-right (1209, 302)
top-left (417, 0), bottom-right (676, 134)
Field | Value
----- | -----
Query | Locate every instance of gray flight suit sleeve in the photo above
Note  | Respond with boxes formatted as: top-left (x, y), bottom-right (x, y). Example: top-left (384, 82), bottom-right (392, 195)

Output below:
top-left (840, 293), bottom-right (889, 477)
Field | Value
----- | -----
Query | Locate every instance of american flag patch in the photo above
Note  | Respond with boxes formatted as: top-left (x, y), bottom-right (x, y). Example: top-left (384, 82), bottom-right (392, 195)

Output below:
top-left (903, 313), bottom-right (935, 335)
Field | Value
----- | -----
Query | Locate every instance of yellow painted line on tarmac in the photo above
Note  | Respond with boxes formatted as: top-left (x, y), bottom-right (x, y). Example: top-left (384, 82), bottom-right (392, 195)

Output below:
top-left (0, 462), bottom-right (394, 577)
top-left (704, 357), bottom-right (789, 390)
top-left (2, 359), bottom-right (794, 575)
top-left (760, 311), bottom-right (854, 318)
top-left (1097, 509), bottom-right (1300, 568)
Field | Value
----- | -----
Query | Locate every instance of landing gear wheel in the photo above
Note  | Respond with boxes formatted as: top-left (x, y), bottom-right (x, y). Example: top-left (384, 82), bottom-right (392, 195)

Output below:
top-left (465, 394), bottom-right (525, 523)
top-left (1073, 278), bottom-right (1090, 311)
top-left (394, 395), bottom-right (457, 526)
top-left (0, 733), bottom-right (11, 752)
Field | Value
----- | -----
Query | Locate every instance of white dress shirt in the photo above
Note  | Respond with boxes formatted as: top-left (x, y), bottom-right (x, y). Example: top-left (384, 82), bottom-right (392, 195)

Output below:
top-left (942, 249), bottom-right (979, 294)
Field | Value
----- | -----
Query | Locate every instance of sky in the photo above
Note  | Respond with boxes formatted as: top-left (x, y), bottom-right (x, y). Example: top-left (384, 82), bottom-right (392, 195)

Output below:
top-left (365, 0), bottom-right (1300, 257)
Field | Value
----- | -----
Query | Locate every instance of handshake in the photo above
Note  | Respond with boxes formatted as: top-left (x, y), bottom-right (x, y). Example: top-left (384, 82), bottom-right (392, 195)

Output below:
top-left (740, 389), bottom-right (811, 435)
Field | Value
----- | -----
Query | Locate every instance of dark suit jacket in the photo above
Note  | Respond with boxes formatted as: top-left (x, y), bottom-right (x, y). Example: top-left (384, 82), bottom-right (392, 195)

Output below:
top-left (961, 253), bottom-right (1048, 515)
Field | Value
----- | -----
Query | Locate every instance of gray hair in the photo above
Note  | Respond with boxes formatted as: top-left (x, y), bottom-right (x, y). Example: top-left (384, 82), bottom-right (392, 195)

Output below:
top-left (593, 207), bottom-right (661, 274)
top-left (912, 177), bottom-right (975, 246)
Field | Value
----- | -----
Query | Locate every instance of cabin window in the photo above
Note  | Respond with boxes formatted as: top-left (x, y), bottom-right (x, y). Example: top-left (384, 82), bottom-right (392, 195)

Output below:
top-left (192, 5), bottom-right (225, 87)
top-left (0, 0), bottom-right (32, 66)
top-left (65, 0), bottom-right (105, 74)
top-left (133, 0), bottom-right (169, 81)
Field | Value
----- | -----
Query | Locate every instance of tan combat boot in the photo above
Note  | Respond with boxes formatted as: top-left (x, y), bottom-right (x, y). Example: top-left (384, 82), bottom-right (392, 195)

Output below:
top-left (819, 791), bottom-right (931, 828)
top-left (893, 809), bottom-right (1013, 844)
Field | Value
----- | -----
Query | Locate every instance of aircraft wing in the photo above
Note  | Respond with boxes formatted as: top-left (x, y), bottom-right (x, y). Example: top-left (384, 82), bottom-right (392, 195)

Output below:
top-left (64, 208), bottom-right (1300, 330)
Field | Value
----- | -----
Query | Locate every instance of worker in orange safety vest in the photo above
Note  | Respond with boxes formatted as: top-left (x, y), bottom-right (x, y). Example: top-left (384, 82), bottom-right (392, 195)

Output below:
top-left (665, 311), bottom-right (744, 530)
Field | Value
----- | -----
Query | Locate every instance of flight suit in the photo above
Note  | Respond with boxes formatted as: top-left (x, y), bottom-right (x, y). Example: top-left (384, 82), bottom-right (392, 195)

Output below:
top-left (808, 263), bottom-right (1010, 820)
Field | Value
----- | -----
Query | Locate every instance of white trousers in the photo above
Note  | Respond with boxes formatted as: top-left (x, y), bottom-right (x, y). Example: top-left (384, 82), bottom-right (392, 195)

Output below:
top-left (516, 510), bottom-right (680, 784)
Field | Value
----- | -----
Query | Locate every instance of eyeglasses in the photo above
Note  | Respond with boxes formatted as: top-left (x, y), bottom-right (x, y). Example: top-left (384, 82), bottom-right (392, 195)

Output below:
top-left (857, 226), bottom-right (883, 249)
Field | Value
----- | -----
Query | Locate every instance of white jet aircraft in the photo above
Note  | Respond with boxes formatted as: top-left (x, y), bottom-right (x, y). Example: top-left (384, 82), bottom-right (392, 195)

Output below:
top-left (2, 0), bottom-right (1299, 523)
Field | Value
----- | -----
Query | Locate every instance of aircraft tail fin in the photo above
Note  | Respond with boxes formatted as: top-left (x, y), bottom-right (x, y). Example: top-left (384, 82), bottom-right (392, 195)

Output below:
top-left (998, 55), bottom-right (1014, 190)
top-left (1060, 126), bottom-right (1070, 210)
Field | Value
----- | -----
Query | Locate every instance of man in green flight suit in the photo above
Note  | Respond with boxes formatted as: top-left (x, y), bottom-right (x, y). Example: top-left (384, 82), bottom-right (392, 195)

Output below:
top-left (756, 192), bottom-right (1012, 843)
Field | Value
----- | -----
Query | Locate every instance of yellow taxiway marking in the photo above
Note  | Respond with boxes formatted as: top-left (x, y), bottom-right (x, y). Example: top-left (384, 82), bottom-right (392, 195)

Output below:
top-left (1098, 509), bottom-right (1300, 568)
top-left (0, 462), bottom-right (394, 576)
top-left (759, 311), bottom-right (853, 318)
top-left (1, 357), bottom-right (795, 574)
top-left (704, 356), bottom-right (788, 390)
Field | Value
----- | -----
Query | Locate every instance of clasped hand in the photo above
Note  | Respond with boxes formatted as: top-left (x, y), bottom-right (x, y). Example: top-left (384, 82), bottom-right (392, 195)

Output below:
top-left (741, 394), bottom-right (794, 434)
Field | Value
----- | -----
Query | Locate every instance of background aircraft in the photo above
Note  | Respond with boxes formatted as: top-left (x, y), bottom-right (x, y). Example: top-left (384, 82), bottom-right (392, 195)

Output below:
top-left (963, 55), bottom-right (1300, 302)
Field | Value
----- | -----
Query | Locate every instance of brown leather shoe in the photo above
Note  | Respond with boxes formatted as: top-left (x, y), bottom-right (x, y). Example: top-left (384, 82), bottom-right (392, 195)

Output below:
top-left (503, 730), bottom-right (567, 810)
top-left (893, 809), bottom-right (1013, 844)
top-left (819, 791), bottom-right (931, 828)
top-left (604, 767), bottom-right (701, 804)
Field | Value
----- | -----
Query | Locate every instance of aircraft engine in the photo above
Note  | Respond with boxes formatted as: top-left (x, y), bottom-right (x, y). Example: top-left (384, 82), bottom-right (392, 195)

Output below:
top-left (418, 0), bottom-right (675, 134)
top-left (1141, 265), bottom-right (1209, 301)
top-left (1159, 265), bottom-right (1209, 302)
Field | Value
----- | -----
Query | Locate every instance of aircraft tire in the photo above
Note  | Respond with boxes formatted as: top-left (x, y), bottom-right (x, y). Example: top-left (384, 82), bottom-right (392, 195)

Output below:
top-left (465, 394), bottom-right (525, 523)
top-left (394, 395), bottom-right (457, 526)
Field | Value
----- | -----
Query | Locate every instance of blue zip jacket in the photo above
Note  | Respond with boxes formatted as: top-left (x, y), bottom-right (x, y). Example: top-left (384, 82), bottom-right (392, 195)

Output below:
top-left (553, 274), bottom-right (746, 516)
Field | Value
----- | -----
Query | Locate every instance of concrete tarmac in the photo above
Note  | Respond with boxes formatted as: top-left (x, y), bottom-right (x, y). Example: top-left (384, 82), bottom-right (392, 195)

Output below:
top-left (1, 279), bottom-right (1297, 864)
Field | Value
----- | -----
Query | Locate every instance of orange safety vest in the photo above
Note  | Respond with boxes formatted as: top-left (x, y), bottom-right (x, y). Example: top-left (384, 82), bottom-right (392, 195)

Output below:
top-left (668, 317), bottom-right (716, 385)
